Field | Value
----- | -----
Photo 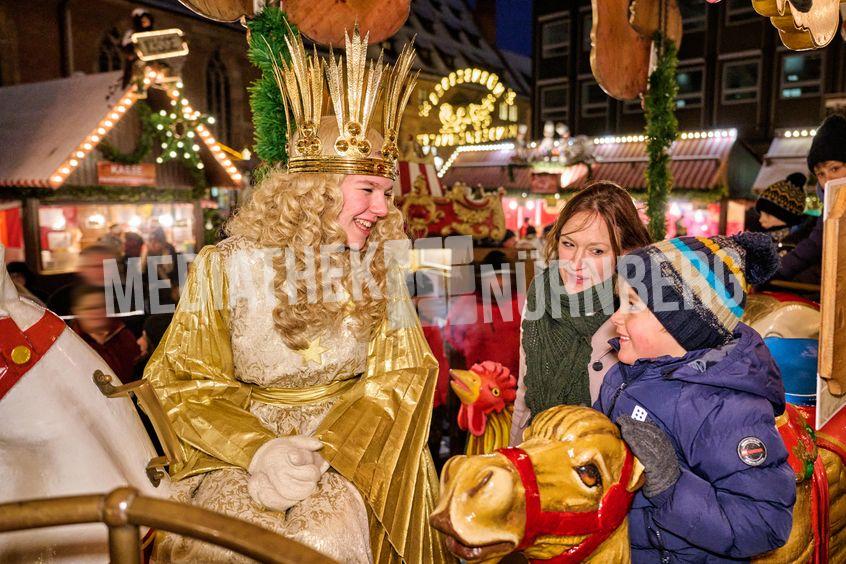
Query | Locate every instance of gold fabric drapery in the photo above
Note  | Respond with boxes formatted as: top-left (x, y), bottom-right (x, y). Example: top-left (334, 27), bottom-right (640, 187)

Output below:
top-left (143, 245), bottom-right (450, 562)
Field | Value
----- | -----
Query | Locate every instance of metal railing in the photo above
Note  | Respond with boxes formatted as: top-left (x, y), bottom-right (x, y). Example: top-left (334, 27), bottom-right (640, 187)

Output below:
top-left (0, 487), bottom-right (335, 564)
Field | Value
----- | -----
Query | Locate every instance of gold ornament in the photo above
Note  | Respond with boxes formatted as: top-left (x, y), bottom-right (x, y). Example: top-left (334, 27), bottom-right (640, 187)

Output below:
top-left (753, 0), bottom-right (841, 50)
top-left (267, 27), bottom-right (418, 180)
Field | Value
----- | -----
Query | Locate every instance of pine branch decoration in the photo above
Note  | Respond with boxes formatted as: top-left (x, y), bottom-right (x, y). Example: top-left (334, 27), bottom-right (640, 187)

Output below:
top-left (246, 6), bottom-right (295, 167)
top-left (643, 35), bottom-right (679, 241)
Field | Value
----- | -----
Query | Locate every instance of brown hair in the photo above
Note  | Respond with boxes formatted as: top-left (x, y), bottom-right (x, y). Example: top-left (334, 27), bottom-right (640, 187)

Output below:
top-left (544, 181), bottom-right (652, 261)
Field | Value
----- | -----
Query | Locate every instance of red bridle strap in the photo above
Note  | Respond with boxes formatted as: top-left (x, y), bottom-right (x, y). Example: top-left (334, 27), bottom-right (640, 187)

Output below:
top-left (0, 311), bottom-right (66, 402)
top-left (498, 446), bottom-right (636, 563)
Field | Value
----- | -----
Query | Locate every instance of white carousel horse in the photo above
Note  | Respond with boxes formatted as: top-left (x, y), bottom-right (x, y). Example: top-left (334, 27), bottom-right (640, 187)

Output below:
top-left (0, 244), bottom-right (169, 562)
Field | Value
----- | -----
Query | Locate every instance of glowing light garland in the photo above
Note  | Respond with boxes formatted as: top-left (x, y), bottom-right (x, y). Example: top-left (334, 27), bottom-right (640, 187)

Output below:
top-left (48, 68), bottom-right (242, 188)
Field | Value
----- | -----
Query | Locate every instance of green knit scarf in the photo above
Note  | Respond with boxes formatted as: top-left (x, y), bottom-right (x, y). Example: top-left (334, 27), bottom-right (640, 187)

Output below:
top-left (523, 267), bottom-right (614, 416)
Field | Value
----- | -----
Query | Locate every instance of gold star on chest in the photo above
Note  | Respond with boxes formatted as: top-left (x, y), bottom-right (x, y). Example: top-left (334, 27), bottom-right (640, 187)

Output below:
top-left (297, 337), bottom-right (328, 366)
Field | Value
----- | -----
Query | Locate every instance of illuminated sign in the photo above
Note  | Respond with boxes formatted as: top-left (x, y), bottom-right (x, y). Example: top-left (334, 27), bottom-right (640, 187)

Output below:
top-left (417, 67), bottom-right (519, 148)
top-left (132, 29), bottom-right (189, 62)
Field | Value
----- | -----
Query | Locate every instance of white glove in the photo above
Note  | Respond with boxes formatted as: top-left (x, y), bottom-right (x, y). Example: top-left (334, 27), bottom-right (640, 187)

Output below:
top-left (247, 435), bottom-right (330, 512)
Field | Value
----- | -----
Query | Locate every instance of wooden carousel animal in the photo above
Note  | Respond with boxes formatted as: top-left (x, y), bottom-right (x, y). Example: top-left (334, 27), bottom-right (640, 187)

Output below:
top-left (450, 361), bottom-right (517, 455)
top-left (0, 245), bottom-right (168, 562)
top-left (433, 295), bottom-right (845, 563)
top-left (431, 405), bottom-right (645, 563)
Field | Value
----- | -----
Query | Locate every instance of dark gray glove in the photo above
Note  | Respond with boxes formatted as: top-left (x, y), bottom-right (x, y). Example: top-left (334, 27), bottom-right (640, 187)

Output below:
top-left (617, 415), bottom-right (680, 498)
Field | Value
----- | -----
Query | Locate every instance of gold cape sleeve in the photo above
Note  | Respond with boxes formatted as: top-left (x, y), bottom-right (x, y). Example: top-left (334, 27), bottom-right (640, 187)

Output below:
top-left (316, 268), bottom-right (453, 563)
top-left (143, 245), bottom-right (275, 480)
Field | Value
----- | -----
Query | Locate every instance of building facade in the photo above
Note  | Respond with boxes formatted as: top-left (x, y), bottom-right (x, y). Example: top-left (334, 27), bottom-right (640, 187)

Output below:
top-left (533, 0), bottom-right (846, 150)
top-left (0, 0), bottom-right (531, 162)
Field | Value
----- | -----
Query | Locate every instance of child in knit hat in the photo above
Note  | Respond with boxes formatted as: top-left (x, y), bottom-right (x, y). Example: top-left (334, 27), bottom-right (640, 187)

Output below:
top-left (595, 232), bottom-right (795, 563)
top-left (777, 113), bottom-right (846, 283)
top-left (756, 173), bottom-right (806, 231)
top-left (755, 173), bottom-right (812, 254)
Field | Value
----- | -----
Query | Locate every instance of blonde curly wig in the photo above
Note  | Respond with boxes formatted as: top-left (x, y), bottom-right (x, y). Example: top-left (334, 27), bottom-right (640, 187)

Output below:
top-left (226, 168), bottom-right (407, 350)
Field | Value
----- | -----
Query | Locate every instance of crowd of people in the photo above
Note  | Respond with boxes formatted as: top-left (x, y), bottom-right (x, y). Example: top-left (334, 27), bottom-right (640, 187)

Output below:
top-left (7, 226), bottom-right (180, 385)
top-left (5, 85), bottom-right (843, 559)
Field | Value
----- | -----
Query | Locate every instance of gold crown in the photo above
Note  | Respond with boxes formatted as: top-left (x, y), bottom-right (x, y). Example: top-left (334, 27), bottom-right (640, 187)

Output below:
top-left (269, 28), bottom-right (418, 180)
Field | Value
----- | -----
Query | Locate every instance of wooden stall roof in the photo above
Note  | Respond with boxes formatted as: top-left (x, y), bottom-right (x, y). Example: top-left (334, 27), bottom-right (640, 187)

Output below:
top-left (0, 72), bottom-right (125, 188)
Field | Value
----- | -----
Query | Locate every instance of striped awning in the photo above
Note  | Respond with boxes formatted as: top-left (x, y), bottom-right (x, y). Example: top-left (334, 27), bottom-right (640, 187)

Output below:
top-left (441, 148), bottom-right (531, 190)
top-left (566, 136), bottom-right (735, 191)
top-left (395, 161), bottom-right (443, 196)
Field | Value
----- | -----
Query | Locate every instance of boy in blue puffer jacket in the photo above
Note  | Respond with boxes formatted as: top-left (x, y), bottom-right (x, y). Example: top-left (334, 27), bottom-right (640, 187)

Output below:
top-left (595, 232), bottom-right (795, 563)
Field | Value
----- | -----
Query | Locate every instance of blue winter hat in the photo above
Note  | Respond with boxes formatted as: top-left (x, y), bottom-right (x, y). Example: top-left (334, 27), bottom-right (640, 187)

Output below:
top-left (619, 232), bottom-right (779, 351)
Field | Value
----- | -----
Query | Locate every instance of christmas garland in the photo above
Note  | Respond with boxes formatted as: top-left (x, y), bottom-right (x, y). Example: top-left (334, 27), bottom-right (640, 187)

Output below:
top-left (643, 35), bottom-right (679, 241)
top-left (97, 102), bottom-right (155, 164)
top-left (1, 185), bottom-right (196, 203)
top-left (246, 6), bottom-right (295, 173)
top-left (96, 97), bottom-right (213, 199)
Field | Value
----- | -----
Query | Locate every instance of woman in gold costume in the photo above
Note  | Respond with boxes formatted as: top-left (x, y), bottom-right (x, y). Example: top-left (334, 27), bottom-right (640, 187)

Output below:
top-left (144, 30), bottom-right (450, 563)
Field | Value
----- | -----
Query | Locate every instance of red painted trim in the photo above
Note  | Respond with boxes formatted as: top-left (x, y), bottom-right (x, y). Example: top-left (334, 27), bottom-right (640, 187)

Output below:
top-left (0, 311), bottom-right (66, 402)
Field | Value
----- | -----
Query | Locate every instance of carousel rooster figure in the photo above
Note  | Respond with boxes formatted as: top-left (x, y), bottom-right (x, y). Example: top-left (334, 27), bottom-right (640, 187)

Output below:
top-left (450, 361), bottom-right (517, 455)
top-left (0, 244), bottom-right (167, 562)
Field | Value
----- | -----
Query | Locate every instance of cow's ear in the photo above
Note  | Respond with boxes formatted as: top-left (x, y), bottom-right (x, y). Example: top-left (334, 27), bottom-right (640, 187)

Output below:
top-left (626, 457), bottom-right (646, 493)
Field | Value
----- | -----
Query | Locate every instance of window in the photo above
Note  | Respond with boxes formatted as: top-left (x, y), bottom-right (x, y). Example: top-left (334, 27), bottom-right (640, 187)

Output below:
top-left (580, 81), bottom-right (608, 118)
top-left (206, 51), bottom-right (232, 144)
top-left (676, 66), bottom-right (704, 108)
top-left (541, 17), bottom-right (569, 59)
top-left (722, 59), bottom-right (760, 104)
top-left (540, 83), bottom-right (568, 123)
top-left (679, 0), bottom-right (706, 33)
top-left (725, 0), bottom-right (759, 25)
top-left (780, 53), bottom-right (822, 99)
top-left (98, 29), bottom-right (123, 73)
top-left (581, 13), bottom-right (593, 52)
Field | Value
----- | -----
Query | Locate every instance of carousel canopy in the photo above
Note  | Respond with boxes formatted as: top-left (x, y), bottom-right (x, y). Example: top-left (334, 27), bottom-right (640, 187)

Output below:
top-left (395, 161), bottom-right (444, 197)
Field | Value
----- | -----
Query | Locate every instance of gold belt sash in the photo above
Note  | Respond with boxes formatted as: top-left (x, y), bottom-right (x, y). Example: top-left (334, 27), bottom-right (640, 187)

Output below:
top-left (249, 376), bottom-right (359, 406)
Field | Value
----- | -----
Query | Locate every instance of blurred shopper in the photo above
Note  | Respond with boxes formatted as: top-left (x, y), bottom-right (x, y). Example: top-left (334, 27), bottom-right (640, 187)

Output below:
top-left (70, 284), bottom-right (140, 384)
top-left (98, 223), bottom-right (124, 256)
top-left (47, 244), bottom-right (120, 316)
top-left (144, 228), bottom-right (179, 307)
top-left (445, 250), bottom-right (521, 378)
top-left (133, 313), bottom-right (173, 379)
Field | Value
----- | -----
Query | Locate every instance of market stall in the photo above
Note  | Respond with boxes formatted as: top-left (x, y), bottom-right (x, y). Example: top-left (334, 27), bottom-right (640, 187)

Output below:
top-left (0, 67), bottom-right (242, 275)
top-left (440, 128), bottom-right (761, 237)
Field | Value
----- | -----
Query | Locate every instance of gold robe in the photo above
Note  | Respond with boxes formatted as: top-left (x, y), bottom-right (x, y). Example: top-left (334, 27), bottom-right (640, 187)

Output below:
top-left (144, 236), bottom-right (450, 563)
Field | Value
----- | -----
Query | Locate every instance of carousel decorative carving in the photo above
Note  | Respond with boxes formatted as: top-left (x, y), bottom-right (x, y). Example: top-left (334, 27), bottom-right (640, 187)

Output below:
top-left (283, 0), bottom-right (411, 45)
top-left (450, 362), bottom-right (517, 455)
top-left (590, 0), bottom-right (683, 101)
top-left (753, 0), bottom-right (842, 50)
top-left (177, 0), bottom-right (411, 45)
top-left (176, 0), bottom-right (254, 22)
top-left (398, 177), bottom-right (507, 241)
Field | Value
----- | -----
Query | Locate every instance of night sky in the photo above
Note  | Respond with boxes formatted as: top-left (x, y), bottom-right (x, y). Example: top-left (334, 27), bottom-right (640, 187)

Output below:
top-left (495, 0), bottom-right (533, 56)
top-left (467, 0), bottom-right (533, 56)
